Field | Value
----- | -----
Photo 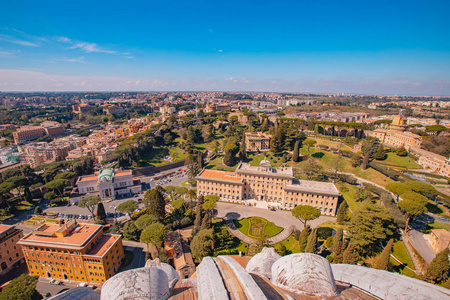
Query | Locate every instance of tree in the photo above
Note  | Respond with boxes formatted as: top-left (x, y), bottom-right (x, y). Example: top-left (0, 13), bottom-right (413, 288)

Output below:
top-left (34, 206), bottom-right (42, 215)
top-left (215, 226), bottom-right (235, 251)
top-left (361, 138), bottom-right (379, 169)
top-left (398, 192), bottom-right (428, 231)
top-left (270, 129), bottom-right (283, 154)
top-left (303, 158), bottom-right (321, 179)
top-left (298, 225), bottom-right (311, 252)
top-left (275, 243), bottom-right (287, 256)
top-left (237, 133), bottom-right (247, 161)
top-left (135, 214), bottom-right (158, 230)
top-left (375, 239), bottom-right (394, 270)
top-left (200, 214), bottom-right (210, 230)
top-left (292, 140), bottom-right (300, 162)
top-left (190, 228), bottom-right (215, 263)
top-left (342, 243), bottom-right (359, 265)
top-left (333, 228), bottom-right (344, 263)
top-left (303, 139), bottom-right (317, 155)
top-left (373, 144), bottom-right (387, 160)
top-left (110, 220), bottom-right (120, 234)
top-left (117, 200), bottom-right (139, 215)
top-left (123, 221), bottom-right (141, 241)
top-left (46, 179), bottom-right (70, 197)
top-left (185, 189), bottom-right (197, 204)
top-left (203, 195), bottom-right (218, 217)
top-left (336, 201), bottom-right (348, 224)
top-left (197, 151), bottom-right (204, 170)
top-left (386, 182), bottom-right (410, 202)
top-left (423, 248), bottom-right (450, 284)
top-left (140, 222), bottom-right (168, 247)
top-left (291, 205), bottom-right (321, 227)
top-left (305, 228), bottom-right (318, 253)
top-left (142, 188), bottom-right (165, 221)
top-left (0, 274), bottom-right (42, 300)
top-left (185, 154), bottom-right (199, 184)
top-left (396, 146), bottom-right (408, 156)
top-left (404, 180), bottom-right (438, 200)
top-left (54, 171), bottom-right (75, 181)
top-left (24, 186), bottom-right (33, 203)
top-left (348, 204), bottom-right (396, 255)
top-left (97, 202), bottom-right (107, 221)
top-left (223, 149), bottom-right (234, 166)
top-left (78, 196), bottom-right (100, 218)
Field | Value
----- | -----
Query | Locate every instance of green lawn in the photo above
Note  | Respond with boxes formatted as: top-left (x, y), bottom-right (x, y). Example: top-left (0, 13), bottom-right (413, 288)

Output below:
top-left (233, 217), bottom-right (283, 239)
top-left (205, 154), bottom-right (240, 172)
top-left (212, 218), bottom-right (249, 255)
top-left (377, 153), bottom-right (421, 169)
top-left (425, 221), bottom-right (450, 233)
top-left (390, 240), bottom-right (417, 278)
top-left (275, 235), bottom-right (301, 254)
top-left (337, 182), bottom-right (365, 211)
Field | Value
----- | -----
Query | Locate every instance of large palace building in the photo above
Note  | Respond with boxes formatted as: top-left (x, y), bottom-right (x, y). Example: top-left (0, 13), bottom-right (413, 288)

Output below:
top-left (196, 159), bottom-right (340, 216)
top-left (245, 132), bottom-right (271, 151)
top-left (70, 169), bottom-right (141, 204)
top-left (18, 220), bottom-right (124, 284)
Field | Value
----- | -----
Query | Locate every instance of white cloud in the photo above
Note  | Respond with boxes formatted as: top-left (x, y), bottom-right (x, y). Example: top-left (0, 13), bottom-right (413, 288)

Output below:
top-left (57, 36), bottom-right (72, 43)
top-left (55, 56), bottom-right (86, 63)
top-left (69, 42), bottom-right (117, 54)
top-left (0, 35), bottom-right (39, 47)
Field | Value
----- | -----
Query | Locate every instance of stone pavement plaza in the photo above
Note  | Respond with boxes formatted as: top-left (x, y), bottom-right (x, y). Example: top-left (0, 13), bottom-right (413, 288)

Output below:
top-left (215, 202), bottom-right (335, 231)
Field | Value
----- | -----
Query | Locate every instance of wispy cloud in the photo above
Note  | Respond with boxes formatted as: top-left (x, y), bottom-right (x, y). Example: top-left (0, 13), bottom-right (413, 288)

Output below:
top-left (57, 36), bottom-right (72, 43)
top-left (0, 34), bottom-right (39, 47)
top-left (69, 42), bottom-right (117, 54)
top-left (55, 56), bottom-right (86, 63)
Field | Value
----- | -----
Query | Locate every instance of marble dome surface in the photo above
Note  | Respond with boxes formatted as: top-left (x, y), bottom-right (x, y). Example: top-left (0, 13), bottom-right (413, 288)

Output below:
top-left (245, 246), bottom-right (281, 279)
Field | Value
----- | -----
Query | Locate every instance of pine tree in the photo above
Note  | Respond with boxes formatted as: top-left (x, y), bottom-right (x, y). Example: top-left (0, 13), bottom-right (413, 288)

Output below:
top-left (373, 144), bottom-right (387, 160)
top-left (238, 134), bottom-right (247, 161)
top-left (333, 228), bottom-right (344, 263)
top-left (305, 228), bottom-right (317, 253)
top-left (197, 151), bottom-right (204, 170)
top-left (143, 188), bottom-right (166, 221)
top-left (194, 203), bottom-right (203, 229)
top-left (292, 140), bottom-right (300, 162)
top-left (298, 225), bottom-right (311, 252)
top-left (336, 201), bottom-right (348, 225)
top-left (375, 239), bottom-right (394, 270)
top-left (270, 129), bottom-right (283, 154)
top-left (343, 243), bottom-right (359, 265)
top-left (97, 202), bottom-right (107, 220)
top-left (423, 248), bottom-right (450, 284)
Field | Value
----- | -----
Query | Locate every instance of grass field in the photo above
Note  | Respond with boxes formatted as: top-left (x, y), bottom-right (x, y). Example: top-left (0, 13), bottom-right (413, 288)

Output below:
top-left (205, 154), bottom-right (240, 172)
top-left (390, 240), bottom-right (417, 278)
top-left (337, 182), bottom-right (365, 211)
top-left (377, 153), bottom-right (421, 169)
top-left (275, 235), bottom-right (301, 254)
top-left (425, 221), bottom-right (450, 233)
top-left (233, 217), bottom-right (283, 239)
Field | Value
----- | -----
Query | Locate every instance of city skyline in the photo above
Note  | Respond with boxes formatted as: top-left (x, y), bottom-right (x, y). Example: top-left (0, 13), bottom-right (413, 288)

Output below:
top-left (1, 0), bottom-right (449, 95)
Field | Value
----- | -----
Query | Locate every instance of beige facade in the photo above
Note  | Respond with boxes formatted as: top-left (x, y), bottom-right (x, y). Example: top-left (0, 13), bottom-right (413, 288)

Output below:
top-left (196, 159), bottom-right (340, 216)
top-left (429, 229), bottom-right (450, 254)
top-left (245, 132), bottom-right (271, 152)
top-left (0, 225), bottom-right (24, 275)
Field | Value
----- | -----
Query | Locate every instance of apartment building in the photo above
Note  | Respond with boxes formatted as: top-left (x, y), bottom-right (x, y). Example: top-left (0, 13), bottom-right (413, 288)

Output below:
top-left (71, 169), bottom-right (141, 203)
top-left (196, 159), bottom-right (340, 215)
top-left (160, 106), bottom-right (176, 115)
top-left (0, 225), bottom-right (24, 275)
top-left (41, 121), bottom-right (64, 137)
top-left (18, 220), bottom-right (124, 284)
top-left (245, 132), bottom-right (271, 152)
top-left (12, 126), bottom-right (46, 144)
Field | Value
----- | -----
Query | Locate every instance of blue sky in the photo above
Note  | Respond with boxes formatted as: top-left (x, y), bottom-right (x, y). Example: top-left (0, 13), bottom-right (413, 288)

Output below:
top-left (0, 0), bottom-right (449, 95)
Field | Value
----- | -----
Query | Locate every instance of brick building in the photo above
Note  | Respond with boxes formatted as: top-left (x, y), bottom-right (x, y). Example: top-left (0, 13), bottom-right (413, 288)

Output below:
top-left (12, 126), bottom-right (46, 144)
top-left (196, 159), bottom-right (340, 215)
top-left (18, 220), bottom-right (124, 284)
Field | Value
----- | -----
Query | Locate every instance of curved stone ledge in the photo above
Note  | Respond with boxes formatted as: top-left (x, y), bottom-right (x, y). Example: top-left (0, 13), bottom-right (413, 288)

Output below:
top-left (332, 264), bottom-right (450, 300)
top-left (197, 256), bottom-right (229, 300)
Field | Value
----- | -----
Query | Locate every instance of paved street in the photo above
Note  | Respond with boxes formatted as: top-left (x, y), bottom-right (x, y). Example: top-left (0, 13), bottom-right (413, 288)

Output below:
top-left (216, 202), bottom-right (335, 231)
top-left (409, 213), bottom-right (436, 263)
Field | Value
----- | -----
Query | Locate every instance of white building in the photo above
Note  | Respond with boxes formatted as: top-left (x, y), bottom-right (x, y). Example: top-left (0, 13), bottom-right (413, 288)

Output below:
top-left (70, 169), bottom-right (141, 204)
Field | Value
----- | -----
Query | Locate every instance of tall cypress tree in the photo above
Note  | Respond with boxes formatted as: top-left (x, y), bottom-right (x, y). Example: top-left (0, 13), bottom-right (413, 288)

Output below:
top-left (336, 201), bottom-right (348, 225)
top-left (97, 202), bottom-right (107, 220)
top-left (298, 225), bottom-right (311, 252)
top-left (238, 134), bottom-right (247, 161)
top-left (24, 186), bottom-right (33, 203)
top-left (343, 243), bottom-right (359, 265)
top-left (375, 239), bottom-right (394, 270)
top-left (305, 228), bottom-right (317, 253)
top-left (197, 151), bottom-right (204, 170)
top-left (423, 248), bottom-right (450, 284)
top-left (333, 228), bottom-right (344, 263)
top-left (143, 188), bottom-right (166, 221)
top-left (292, 140), bottom-right (300, 162)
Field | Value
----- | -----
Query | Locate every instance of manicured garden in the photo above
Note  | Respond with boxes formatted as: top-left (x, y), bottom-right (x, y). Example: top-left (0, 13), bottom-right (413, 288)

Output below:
top-left (233, 217), bottom-right (283, 239)
top-left (377, 153), bottom-right (421, 169)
